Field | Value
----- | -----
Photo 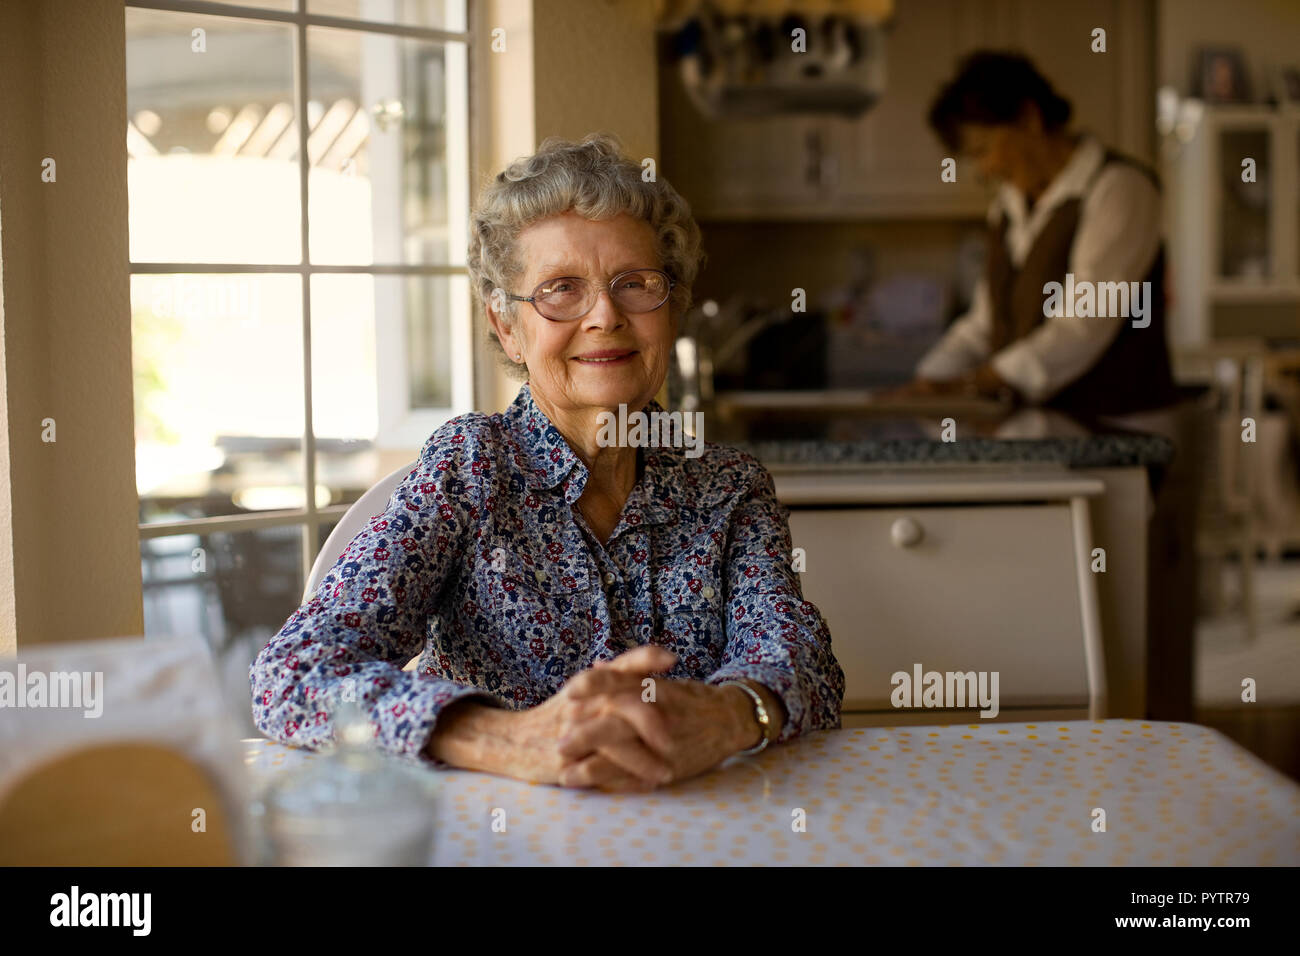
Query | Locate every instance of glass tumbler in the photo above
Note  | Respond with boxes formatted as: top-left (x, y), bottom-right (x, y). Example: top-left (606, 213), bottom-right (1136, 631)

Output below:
top-left (263, 701), bottom-right (436, 866)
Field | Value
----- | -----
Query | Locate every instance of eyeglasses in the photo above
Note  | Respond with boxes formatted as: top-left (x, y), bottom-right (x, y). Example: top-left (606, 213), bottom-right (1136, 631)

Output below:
top-left (504, 269), bottom-right (674, 321)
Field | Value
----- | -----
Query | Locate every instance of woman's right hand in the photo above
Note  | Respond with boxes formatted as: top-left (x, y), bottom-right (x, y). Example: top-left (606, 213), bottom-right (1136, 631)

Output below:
top-left (877, 377), bottom-right (954, 400)
top-left (494, 645), bottom-right (679, 791)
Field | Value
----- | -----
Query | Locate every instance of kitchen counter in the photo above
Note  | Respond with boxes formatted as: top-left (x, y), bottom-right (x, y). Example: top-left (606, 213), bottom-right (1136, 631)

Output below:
top-left (709, 393), bottom-right (1176, 472)
top-left (732, 430), bottom-right (1174, 471)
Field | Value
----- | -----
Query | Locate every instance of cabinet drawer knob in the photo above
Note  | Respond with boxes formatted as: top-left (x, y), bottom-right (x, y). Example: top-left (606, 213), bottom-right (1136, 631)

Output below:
top-left (890, 517), bottom-right (923, 548)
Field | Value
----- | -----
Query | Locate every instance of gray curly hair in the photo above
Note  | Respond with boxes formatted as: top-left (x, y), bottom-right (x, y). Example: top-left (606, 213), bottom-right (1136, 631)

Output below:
top-left (467, 133), bottom-right (704, 378)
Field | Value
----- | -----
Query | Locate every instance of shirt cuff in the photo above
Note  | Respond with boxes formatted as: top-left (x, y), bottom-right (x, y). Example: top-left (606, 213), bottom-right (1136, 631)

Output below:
top-left (378, 680), bottom-right (508, 769)
top-left (915, 344), bottom-right (978, 381)
top-left (990, 346), bottom-right (1051, 404)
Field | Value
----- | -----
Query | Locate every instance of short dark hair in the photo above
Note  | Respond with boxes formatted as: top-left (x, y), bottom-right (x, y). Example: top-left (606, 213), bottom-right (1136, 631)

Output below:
top-left (928, 51), bottom-right (1073, 152)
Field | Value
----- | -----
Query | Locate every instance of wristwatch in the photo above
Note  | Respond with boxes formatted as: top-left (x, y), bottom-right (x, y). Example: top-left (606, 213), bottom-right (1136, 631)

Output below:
top-left (720, 680), bottom-right (775, 756)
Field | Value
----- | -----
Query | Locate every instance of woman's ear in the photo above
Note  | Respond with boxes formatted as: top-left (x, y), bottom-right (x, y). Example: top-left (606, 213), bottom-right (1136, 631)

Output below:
top-left (484, 289), bottom-right (517, 357)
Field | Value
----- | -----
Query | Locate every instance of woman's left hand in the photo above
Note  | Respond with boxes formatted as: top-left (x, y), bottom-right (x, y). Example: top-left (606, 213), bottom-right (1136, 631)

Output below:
top-left (556, 671), bottom-right (751, 789)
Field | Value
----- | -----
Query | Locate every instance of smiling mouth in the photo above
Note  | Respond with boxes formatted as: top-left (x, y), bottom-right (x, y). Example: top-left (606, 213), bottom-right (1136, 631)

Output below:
top-left (573, 351), bottom-right (636, 364)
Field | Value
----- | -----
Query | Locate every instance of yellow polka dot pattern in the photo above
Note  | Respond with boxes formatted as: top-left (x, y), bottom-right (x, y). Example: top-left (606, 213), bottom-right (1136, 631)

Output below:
top-left (241, 719), bottom-right (1300, 866)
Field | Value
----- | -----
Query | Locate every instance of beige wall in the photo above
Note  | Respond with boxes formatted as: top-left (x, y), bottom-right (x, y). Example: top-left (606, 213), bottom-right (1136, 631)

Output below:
top-left (477, 0), bottom-right (662, 414)
top-left (532, 0), bottom-right (660, 163)
top-left (0, 0), bottom-right (142, 651)
top-left (1157, 0), bottom-right (1300, 97)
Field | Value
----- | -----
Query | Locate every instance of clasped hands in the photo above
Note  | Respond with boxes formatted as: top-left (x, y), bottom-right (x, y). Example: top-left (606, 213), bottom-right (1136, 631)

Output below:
top-left (511, 645), bottom-right (757, 792)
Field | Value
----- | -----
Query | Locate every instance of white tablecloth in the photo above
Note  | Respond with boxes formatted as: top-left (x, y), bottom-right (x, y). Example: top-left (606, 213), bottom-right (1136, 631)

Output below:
top-left (243, 719), bottom-right (1300, 866)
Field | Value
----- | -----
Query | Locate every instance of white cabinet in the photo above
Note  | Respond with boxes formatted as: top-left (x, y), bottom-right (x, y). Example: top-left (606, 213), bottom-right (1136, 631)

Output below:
top-left (1165, 106), bottom-right (1300, 346)
top-left (659, 54), bottom-right (829, 215)
top-left (826, 0), bottom-right (989, 218)
top-left (774, 469), bottom-right (1107, 725)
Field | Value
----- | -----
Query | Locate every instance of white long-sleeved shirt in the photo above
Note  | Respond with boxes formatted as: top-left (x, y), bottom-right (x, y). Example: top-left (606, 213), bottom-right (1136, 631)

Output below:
top-left (915, 135), bottom-right (1162, 404)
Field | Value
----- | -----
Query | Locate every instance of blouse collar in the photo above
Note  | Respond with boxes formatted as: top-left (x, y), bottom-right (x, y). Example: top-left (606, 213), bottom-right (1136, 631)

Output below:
top-left (503, 382), bottom-right (687, 526)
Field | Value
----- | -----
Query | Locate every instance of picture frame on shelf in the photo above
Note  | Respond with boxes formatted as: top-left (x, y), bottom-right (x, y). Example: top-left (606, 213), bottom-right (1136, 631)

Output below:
top-left (1192, 47), bottom-right (1252, 104)
top-left (1272, 66), bottom-right (1300, 106)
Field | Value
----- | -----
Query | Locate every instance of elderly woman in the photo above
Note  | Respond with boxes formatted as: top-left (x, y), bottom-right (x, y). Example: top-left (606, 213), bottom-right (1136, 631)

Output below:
top-left (251, 134), bottom-right (844, 791)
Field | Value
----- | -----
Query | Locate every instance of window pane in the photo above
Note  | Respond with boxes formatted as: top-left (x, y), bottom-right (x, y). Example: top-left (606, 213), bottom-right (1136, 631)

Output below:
top-left (306, 26), bottom-right (468, 265)
top-left (316, 519), bottom-right (341, 558)
top-left (308, 0), bottom-right (466, 31)
top-left (308, 519), bottom-right (343, 592)
top-left (142, 527), bottom-right (305, 736)
top-left (132, 274), bottom-right (309, 522)
top-left (126, 8), bottom-right (301, 263)
top-left (310, 274), bottom-right (463, 505)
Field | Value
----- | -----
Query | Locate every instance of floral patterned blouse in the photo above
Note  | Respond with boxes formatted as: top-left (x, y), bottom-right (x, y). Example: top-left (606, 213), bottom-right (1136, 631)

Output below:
top-left (250, 382), bottom-right (845, 767)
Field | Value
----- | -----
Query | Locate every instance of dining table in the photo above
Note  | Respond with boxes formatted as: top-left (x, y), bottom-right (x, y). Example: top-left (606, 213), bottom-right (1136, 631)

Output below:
top-left (242, 717), bottom-right (1300, 866)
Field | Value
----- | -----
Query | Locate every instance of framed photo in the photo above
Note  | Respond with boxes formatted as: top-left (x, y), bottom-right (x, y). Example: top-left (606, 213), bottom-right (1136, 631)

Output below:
top-left (1193, 47), bottom-right (1252, 103)
top-left (1275, 66), bottom-right (1300, 106)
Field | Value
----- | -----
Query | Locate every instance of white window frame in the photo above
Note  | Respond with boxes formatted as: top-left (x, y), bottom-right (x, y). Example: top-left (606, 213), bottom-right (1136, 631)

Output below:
top-left (128, 0), bottom-right (475, 577)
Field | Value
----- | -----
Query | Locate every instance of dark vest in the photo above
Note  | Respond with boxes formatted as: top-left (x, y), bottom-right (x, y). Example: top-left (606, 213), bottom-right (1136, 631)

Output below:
top-left (986, 148), bottom-right (1179, 416)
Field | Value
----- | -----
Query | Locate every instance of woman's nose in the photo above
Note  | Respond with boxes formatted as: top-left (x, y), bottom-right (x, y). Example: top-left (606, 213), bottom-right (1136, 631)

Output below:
top-left (582, 287), bottom-right (627, 328)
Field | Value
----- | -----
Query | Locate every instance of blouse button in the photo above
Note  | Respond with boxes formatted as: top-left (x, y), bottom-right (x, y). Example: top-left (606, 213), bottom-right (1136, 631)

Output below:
top-left (603, 572), bottom-right (616, 585)
top-left (702, 586), bottom-right (715, 599)
top-left (534, 569), bottom-right (547, 583)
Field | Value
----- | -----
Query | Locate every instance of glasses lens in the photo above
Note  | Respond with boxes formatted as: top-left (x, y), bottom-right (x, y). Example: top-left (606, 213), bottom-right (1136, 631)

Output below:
top-left (610, 271), bottom-right (670, 312)
top-left (533, 277), bottom-right (592, 319)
